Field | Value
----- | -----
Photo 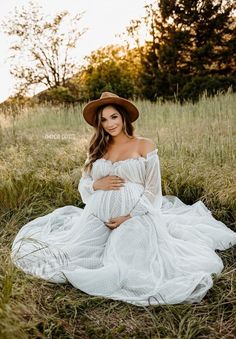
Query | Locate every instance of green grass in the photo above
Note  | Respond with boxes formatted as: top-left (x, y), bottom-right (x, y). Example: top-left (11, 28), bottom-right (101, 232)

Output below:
top-left (0, 90), bottom-right (235, 338)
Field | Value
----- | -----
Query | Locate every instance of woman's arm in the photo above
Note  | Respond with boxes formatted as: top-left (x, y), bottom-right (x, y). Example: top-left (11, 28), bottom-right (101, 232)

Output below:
top-left (78, 171), bottom-right (95, 204)
top-left (128, 144), bottom-right (162, 217)
top-left (78, 170), bottom-right (125, 204)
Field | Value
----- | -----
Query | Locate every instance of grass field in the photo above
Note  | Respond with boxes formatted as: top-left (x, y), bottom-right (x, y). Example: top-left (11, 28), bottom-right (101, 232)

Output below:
top-left (0, 91), bottom-right (235, 338)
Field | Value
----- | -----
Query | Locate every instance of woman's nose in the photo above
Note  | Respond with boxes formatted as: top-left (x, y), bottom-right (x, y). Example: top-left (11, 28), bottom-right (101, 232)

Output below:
top-left (107, 123), bottom-right (115, 128)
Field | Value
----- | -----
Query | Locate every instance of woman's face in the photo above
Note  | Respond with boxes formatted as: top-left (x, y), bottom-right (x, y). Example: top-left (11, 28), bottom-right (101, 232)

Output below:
top-left (100, 105), bottom-right (124, 136)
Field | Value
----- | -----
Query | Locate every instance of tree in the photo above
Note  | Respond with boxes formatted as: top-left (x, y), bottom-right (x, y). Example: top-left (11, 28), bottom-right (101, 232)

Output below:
top-left (160, 0), bottom-right (236, 76)
top-left (2, 1), bottom-right (87, 96)
top-left (77, 45), bottom-right (138, 100)
top-left (126, 0), bottom-right (236, 102)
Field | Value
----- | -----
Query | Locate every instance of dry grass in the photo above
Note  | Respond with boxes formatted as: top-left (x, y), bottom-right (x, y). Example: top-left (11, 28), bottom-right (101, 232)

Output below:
top-left (0, 90), bottom-right (235, 338)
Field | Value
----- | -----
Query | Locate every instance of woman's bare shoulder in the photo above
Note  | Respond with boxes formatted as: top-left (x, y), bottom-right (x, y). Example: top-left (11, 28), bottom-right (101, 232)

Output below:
top-left (135, 136), bottom-right (154, 143)
top-left (137, 137), bottom-right (157, 157)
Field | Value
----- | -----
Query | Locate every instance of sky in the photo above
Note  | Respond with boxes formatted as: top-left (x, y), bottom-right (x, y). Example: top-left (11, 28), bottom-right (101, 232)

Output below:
top-left (0, 0), bottom-right (148, 103)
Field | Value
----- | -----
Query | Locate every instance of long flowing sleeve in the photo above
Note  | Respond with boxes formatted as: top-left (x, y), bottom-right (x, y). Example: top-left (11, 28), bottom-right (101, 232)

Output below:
top-left (129, 148), bottom-right (162, 217)
top-left (78, 171), bottom-right (95, 204)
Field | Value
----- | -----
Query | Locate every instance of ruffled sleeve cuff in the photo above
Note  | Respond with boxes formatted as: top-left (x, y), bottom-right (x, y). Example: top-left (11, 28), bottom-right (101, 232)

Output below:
top-left (78, 172), bottom-right (95, 204)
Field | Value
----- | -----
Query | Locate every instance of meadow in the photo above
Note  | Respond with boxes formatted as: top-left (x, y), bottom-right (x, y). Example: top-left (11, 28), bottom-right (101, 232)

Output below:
top-left (0, 91), bottom-right (235, 338)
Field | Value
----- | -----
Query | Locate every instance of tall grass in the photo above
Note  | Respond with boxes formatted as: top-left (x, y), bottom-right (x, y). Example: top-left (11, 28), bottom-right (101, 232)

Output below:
top-left (0, 90), bottom-right (235, 338)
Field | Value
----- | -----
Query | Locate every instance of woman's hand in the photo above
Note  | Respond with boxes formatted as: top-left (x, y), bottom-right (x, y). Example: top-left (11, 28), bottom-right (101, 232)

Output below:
top-left (93, 175), bottom-right (126, 191)
top-left (105, 214), bottom-right (131, 230)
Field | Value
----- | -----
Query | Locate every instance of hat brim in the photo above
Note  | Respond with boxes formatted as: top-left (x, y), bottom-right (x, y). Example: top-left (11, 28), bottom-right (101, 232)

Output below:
top-left (82, 97), bottom-right (139, 127)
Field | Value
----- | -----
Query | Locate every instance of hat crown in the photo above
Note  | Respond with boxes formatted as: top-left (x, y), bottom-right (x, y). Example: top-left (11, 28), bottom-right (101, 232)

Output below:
top-left (100, 92), bottom-right (119, 99)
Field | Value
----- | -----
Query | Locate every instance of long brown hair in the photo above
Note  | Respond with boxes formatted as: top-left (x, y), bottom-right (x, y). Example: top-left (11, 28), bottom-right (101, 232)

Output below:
top-left (82, 104), bottom-right (136, 174)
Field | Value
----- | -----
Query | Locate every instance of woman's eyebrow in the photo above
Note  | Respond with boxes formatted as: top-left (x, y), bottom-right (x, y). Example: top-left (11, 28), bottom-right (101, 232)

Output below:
top-left (101, 113), bottom-right (117, 119)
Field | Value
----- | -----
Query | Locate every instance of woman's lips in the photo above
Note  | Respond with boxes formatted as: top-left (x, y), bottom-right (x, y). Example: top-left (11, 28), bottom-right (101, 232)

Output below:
top-left (108, 127), bottom-right (117, 131)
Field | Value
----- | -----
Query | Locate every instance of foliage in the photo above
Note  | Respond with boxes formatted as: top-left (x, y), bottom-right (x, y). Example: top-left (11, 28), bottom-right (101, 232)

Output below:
top-left (2, 1), bottom-right (87, 96)
top-left (78, 45), bottom-right (140, 100)
top-left (34, 86), bottom-right (78, 105)
top-left (126, 0), bottom-right (236, 102)
top-left (2, 0), bottom-right (236, 105)
top-left (181, 76), bottom-right (236, 102)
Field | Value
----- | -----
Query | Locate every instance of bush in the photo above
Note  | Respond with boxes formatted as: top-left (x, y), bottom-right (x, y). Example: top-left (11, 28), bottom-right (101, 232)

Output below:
top-left (180, 76), bottom-right (236, 102)
top-left (35, 86), bottom-right (78, 104)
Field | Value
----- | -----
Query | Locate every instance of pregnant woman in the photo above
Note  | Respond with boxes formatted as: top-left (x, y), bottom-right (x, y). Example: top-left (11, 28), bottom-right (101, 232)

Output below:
top-left (11, 92), bottom-right (236, 306)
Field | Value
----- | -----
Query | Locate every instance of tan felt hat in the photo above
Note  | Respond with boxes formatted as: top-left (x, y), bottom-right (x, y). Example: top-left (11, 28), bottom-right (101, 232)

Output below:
top-left (82, 92), bottom-right (139, 127)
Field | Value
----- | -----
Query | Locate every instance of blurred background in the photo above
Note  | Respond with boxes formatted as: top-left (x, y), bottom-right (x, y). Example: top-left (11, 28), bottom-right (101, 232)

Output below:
top-left (0, 0), bottom-right (235, 106)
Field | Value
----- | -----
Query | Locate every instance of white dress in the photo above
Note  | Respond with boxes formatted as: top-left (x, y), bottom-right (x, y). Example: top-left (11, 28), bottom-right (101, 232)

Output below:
top-left (11, 148), bottom-right (236, 306)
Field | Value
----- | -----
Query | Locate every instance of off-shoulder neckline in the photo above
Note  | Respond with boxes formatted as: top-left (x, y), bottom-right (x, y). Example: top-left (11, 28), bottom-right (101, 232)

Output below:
top-left (98, 148), bottom-right (158, 166)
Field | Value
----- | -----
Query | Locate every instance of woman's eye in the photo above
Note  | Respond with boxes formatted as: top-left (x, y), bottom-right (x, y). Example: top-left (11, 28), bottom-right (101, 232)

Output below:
top-left (102, 116), bottom-right (117, 122)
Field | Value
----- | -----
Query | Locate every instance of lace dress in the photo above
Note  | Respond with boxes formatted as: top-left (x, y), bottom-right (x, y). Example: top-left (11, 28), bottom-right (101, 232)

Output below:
top-left (11, 149), bottom-right (236, 306)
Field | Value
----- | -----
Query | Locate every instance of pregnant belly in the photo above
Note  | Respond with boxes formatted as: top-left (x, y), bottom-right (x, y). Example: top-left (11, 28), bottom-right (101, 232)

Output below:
top-left (89, 182), bottom-right (144, 221)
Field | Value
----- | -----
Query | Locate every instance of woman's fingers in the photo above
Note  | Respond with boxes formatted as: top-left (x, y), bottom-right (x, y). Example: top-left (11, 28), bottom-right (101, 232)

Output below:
top-left (110, 184), bottom-right (125, 190)
top-left (106, 225), bottom-right (117, 229)
top-left (113, 183), bottom-right (125, 188)
top-left (108, 176), bottom-right (126, 190)
top-left (105, 221), bottom-right (118, 229)
top-left (112, 176), bottom-right (126, 183)
top-left (112, 181), bottom-right (125, 185)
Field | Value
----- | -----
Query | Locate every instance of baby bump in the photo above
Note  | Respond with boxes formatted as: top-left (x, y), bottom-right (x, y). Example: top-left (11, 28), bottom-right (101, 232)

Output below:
top-left (90, 182), bottom-right (144, 221)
